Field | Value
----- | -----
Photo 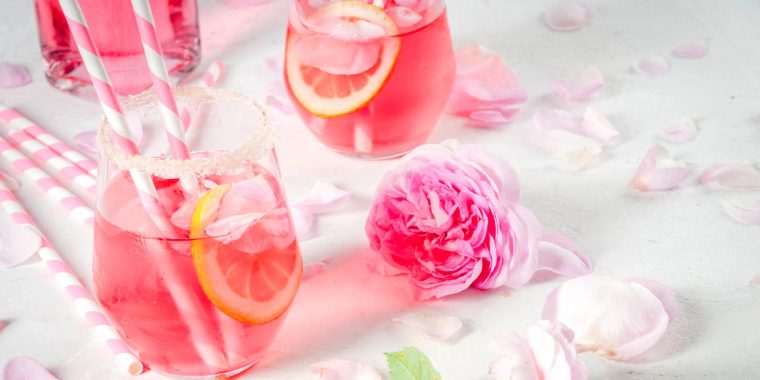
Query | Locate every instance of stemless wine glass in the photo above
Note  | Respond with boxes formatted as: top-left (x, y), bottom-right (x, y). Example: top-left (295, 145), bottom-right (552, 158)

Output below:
top-left (284, 0), bottom-right (455, 158)
top-left (93, 87), bottom-right (302, 378)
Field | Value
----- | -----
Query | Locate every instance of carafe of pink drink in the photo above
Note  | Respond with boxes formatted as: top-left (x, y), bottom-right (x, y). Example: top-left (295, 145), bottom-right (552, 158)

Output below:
top-left (285, 0), bottom-right (455, 158)
top-left (34, 0), bottom-right (200, 96)
top-left (93, 88), bottom-right (302, 378)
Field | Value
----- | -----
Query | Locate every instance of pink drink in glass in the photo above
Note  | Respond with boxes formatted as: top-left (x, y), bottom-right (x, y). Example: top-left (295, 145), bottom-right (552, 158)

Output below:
top-left (93, 88), bottom-right (301, 378)
top-left (34, 0), bottom-right (200, 96)
top-left (285, 0), bottom-right (455, 158)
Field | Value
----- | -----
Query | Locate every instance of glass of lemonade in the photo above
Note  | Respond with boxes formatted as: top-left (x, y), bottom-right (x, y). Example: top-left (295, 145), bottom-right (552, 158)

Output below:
top-left (284, 0), bottom-right (455, 158)
top-left (93, 87), bottom-right (302, 378)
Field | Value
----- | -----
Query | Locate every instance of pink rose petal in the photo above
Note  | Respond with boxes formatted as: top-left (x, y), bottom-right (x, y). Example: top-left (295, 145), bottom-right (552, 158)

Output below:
top-left (468, 108), bottom-right (520, 127)
top-left (533, 110), bottom-right (608, 171)
top-left (310, 359), bottom-right (382, 380)
top-left (263, 80), bottom-right (295, 114)
top-left (2, 357), bottom-right (58, 380)
top-left (264, 56), bottom-right (282, 73)
top-left (170, 195), bottom-right (202, 231)
top-left (533, 109), bottom-right (580, 134)
top-left (295, 180), bottom-right (351, 214)
top-left (543, 2), bottom-right (593, 32)
top-left (489, 333), bottom-right (542, 380)
top-left (206, 211), bottom-right (267, 243)
top-left (541, 274), bottom-right (677, 361)
top-left (633, 56), bottom-right (670, 76)
top-left (0, 63), bottom-right (32, 89)
top-left (552, 66), bottom-right (604, 101)
top-left (0, 225), bottom-right (42, 268)
top-left (303, 261), bottom-right (327, 280)
top-left (292, 207), bottom-right (316, 237)
top-left (630, 145), bottom-right (692, 191)
top-left (234, 176), bottom-right (277, 203)
top-left (387, 6), bottom-right (422, 28)
top-left (392, 314), bottom-right (464, 341)
top-left (672, 40), bottom-right (708, 59)
top-left (0, 172), bottom-right (21, 192)
top-left (580, 107), bottom-right (619, 145)
top-left (699, 164), bottom-right (760, 189)
top-left (536, 233), bottom-right (592, 278)
top-left (659, 118), bottom-right (698, 144)
top-left (722, 200), bottom-right (760, 225)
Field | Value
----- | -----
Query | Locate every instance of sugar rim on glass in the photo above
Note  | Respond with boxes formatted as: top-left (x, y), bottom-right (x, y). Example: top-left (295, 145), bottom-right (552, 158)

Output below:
top-left (97, 87), bottom-right (275, 178)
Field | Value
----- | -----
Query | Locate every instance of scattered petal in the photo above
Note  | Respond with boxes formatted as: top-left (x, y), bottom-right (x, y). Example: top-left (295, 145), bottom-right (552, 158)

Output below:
top-left (552, 66), bottom-right (604, 101)
top-left (533, 109), bottom-right (580, 135)
top-left (264, 80), bottom-right (295, 114)
top-left (722, 200), bottom-right (760, 225)
top-left (0, 171), bottom-right (21, 192)
top-left (295, 180), bottom-right (351, 214)
top-left (303, 261), bottom-right (327, 280)
top-left (393, 314), bottom-right (464, 341)
top-left (630, 145), bottom-right (692, 191)
top-left (0, 63), bottom-right (32, 89)
top-left (536, 233), bottom-right (592, 278)
top-left (699, 164), bottom-right (760, 189)
top-left (292, 207), bottom-right (316, 237)
top-left (311, 359), bottom-right (381, 380)
top-left (551, 136), bottom-right (603, 171)
top-left (533, 109), bottom-right (610, 171)
top-left (468, 108), bottom-right (520, 127)
top-left (387, 6), bottom-right (422, 28)
top-left (206, 211), bottom-right (267, 243)
top-left (659, 118), bottom-right (698, 144)
top-left (632, 56), bottom-right (670, 76)
top-left (264, 56), bottom-right (283, 73)
top-left (2, 357), bottom-right (58, 380)
top-left (543, 2), bottom-right (593, 32)
top-left (0, 225), bottom-right (42, 268)
top-left (541, 274), bottom-right (677, 361)
top-left (490, 321), bottom-right (587, 380)
top-left (580, 107), bottom-right (619, 145)
top-left (672, 40), bottom-right (708, 59)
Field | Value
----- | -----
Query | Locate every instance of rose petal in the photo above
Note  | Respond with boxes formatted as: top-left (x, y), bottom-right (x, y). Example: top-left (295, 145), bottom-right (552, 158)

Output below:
top-left (292, 207), bottom-right (316, 237)
top-left (536, 233), bottom-right (592, 278)
top-left (547, 131), bottom-right (604, 171)
top-left (722, 200), bottom-right (760, 225)
top-left (303, 261), bottom-right (327, 280)
top-left (73, 130), bottom-right (98, 158)
top-left (468, 108), bottom-right (520, 127)
top-left (170, 195), bottom-right (201, 231)
top-left (295, 180), bottom-right (351, 214)
top-left (543, 2), bottom-right (593, 32)
top-left (295, 34), bottom-right (381, 75)
top-left (206, 211), bottom-right (267, 243)
top-left (699, 164), bottom-right (760, 189)
top-left (310, 359), bottom-right (382, 380)
top-left (2, 357), bottom-right (58, 380)
top-left (552, 66), bottom-right (604, 101)
top-left (580, 107), bottom-right (619, 145)
top-left (367, 254), bottom-right (408, 276)
top-left (0, 225), bottom-right (42, 268)
top-left (533, 109), bottom-right (580, 134)
top-left (0, 63), bottom-right (32, 89)
top-left (387, 6), bottom-right (422, 28)
top-left (263, 80), bottom-right (295, 114)
top-left (630, 145), bottom-right (692, 191)
top-left (392, 314), bottom-right (464, 341)
top-left (264, 56), bottom-right (282, 73)
top-left (632, 56), bottom-right (670, 76)
top-left (0, 172), bottom-right (21, 192)
top-left (541, 274), bottom-right (677, 361)
top-left (672, 40), bottom-right (708, 59)
top-left (234, 176), bottom-right (277, 203)
top-left (659, 118), bottom-right (698, 144)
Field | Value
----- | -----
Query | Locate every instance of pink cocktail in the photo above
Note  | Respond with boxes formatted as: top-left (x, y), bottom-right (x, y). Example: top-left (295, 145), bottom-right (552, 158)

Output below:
top-left (93, 88), bottom-right (302, 378)
top-left (34, 0), bottom-right (200, 96)
top-left (284, 0), bottom-right (455, 158)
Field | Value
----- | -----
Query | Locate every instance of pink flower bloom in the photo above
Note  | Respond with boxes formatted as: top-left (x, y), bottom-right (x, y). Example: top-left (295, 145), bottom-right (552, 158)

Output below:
top-left (365, 141), bottom-right (590, 300)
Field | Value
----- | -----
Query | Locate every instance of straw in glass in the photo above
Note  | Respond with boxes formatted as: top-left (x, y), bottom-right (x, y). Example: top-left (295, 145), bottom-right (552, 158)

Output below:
top-left (0, 177), bottom-right (143, 375)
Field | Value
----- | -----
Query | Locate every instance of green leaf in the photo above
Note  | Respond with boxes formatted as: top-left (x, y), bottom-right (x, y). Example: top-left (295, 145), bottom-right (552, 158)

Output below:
top-left (384, 347), bottom-right (442, 380)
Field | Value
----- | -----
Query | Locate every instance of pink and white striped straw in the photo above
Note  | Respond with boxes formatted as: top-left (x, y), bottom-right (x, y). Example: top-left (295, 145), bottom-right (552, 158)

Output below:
top-left (0, 136), bottom-right (94, 226)
top-left (196, 60), bottom-right (224, 88)
top-left (130, 0), bottom-right (191, 160)
top-left (0, 103), bottom-right (98, 178)
top-left (0, 178), bottom-right (143, 375)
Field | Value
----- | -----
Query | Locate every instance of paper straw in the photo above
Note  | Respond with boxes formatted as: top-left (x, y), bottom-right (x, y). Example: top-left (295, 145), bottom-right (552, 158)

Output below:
top-left (196, 60), bottom-right (224, 88)
top-left (130, 0), bottom-right (191, 161)
top-left (0, 179), bottom-right (143, 375)
top-left (0, 136), bottom-right (94, 226)
top-left (2, 123), bottom-right (96, 200)
top-left (0, 103), bottom-right (98, 178)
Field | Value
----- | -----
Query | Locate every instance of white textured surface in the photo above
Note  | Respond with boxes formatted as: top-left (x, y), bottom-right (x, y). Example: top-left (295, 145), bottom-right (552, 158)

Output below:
top-left (2, 0), bottom-right (760, 379)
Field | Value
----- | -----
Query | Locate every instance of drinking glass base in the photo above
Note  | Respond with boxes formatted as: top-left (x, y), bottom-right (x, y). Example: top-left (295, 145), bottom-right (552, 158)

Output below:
top-left (154, 359), bottom-right (259, 380)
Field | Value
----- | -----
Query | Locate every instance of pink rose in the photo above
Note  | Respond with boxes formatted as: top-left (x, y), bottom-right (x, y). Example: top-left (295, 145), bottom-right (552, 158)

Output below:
top-left (366, 141), bottom-right (589, 300)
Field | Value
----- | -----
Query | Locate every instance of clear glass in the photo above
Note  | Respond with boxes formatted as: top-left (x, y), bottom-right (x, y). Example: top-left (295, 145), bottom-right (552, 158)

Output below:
top-left (284, 0), bottom-right (455, 159)
top-left (33, 0), bottom-right (201, 97)
top-left (93, 88), bottom-right (302, 378)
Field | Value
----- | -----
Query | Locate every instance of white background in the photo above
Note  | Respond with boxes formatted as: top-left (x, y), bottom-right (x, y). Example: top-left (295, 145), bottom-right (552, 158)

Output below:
top-left (1, 0), bottom-right (760, 379)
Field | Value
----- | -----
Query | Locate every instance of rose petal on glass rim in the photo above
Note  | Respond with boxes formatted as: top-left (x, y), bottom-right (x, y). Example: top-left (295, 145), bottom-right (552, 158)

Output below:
top-left (630, 145), bottom-right (692, 191)
top-left (673, 40), bottom-right (708, 59)
top-left (580, 107), bottom-right (619, 145)
top-left (0, 225), bottom-right (42, 269)
top-left (73, 130), bottom-right (98, 158)
top-left (536, 233), bottom-right (592, 278)
top-left (552, 66), bottom-right (604, 101)
top-left (0, 172), bottom-right (20, 192)
top-left (392, 314), bottom-right (464, 341)
top-left (543, 2), bottom-right (593, 32)
top-left (541, 274), bottom-right (677, 361)
top-left (659, 117), bottom-right (698, 144)
top-left (387, 6), bottom-right (422, 28)
top-left (0, 63), bottom-right (32, 89)
top-left (206, 211), bottom-right (267, 243)
top-left (303, 261), bottom-right (327, 280)
top-left (310, 359), bottom-right (382, 380)
top-left (632, 56), bottom-right (670, 76)
top-left (722, 200), bottom-right (760, 225)
top-left (533, 109), bottom-right (580, 134)
top-left (699, 164), bottom-right (760, 189)
top-left (2, 357), bottom-right (59, 380)
top-left (295, 180), bottom-right (351, 214)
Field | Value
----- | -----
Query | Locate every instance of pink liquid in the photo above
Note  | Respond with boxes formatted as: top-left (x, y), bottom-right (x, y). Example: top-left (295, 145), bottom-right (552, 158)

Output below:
top-left (94, 168), bottom-right (300, 377)
top-left (34, 0), bottom-right (200, 96)
top-left (285, 3), bottom-right (455, 158)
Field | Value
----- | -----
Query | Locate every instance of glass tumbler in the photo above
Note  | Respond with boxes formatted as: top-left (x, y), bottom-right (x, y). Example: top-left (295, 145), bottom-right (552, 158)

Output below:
top-left (93, 87), bottom-right (302, 378)
top-left (34, 0), bottom-right (200, 96)
top-left (284, 0), bottom-right (456, 158)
